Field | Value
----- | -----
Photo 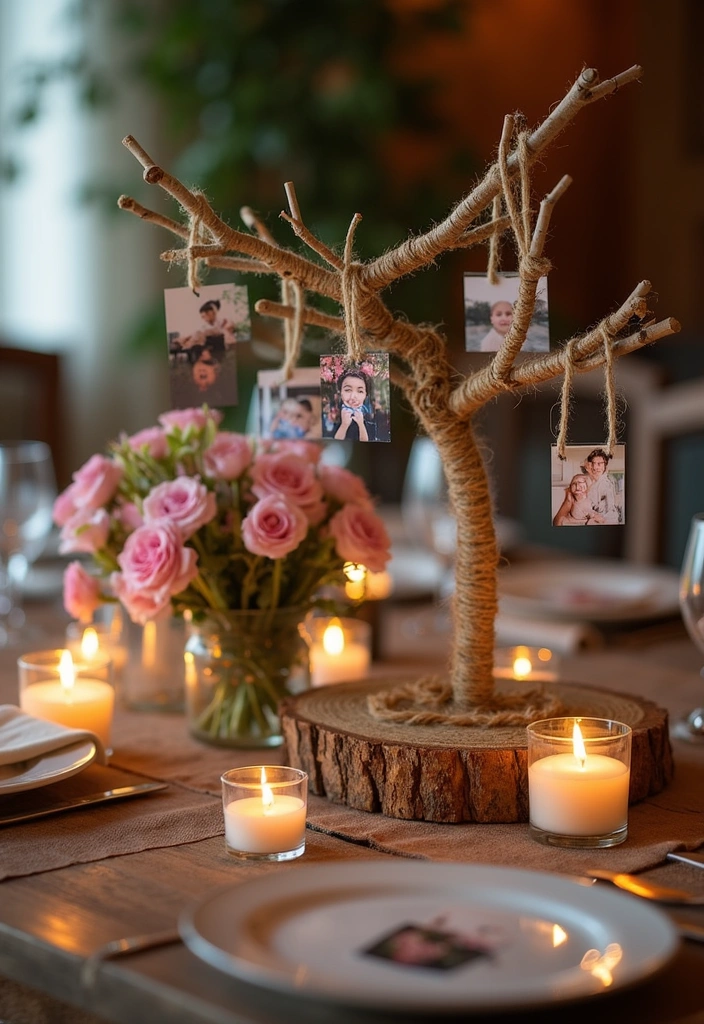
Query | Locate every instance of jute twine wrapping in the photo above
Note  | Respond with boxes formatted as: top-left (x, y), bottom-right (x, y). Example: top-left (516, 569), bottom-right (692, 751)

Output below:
top-left (187, 192), bottom-right (209, 293)
top-left (365, 131), bottom-right (562, 727)
top-left (556, 326), bottom-right (618, 458)
top-left (486, 194), bottom-right (503, 285)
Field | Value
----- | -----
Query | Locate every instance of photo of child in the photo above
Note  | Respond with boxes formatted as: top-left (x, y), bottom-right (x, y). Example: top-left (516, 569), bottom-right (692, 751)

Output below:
top-left (551, 444), bottom-right (625, 526)
top-left (319, 353), bottom-right (391, 443)
top-left (464, 273), bottom-right (549, 353)
top-left (257, 367), bottom-right (322, 440)
top-left (363, 919), bottom-right (502, 971)
top-left (165, 283), bottom-right (251, 409)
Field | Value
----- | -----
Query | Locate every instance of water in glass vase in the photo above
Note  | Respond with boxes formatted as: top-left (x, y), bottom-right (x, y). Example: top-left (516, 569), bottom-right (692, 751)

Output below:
top-left (184, 608), bottom-right (310, 748)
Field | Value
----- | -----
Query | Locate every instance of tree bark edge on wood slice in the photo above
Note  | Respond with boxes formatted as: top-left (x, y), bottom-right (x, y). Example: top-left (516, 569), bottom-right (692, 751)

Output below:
top-left (280, 678), bottom-right (673, 823)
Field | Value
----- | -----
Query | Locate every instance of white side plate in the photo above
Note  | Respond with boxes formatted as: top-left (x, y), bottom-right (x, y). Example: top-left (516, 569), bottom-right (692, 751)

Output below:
top-left (179, 861), bottom-right (677, 1013)
top-left (0, 740), bottom-right (97, 794)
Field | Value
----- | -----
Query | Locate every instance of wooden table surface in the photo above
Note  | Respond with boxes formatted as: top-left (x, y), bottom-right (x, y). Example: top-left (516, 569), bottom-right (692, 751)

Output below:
top-left (2, 601), bottom-right (704, 1024)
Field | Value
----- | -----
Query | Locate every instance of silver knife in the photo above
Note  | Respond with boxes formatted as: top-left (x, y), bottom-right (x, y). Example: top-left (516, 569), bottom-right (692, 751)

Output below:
top-left (0, 781), bottom-right (168, 826)
top-left (667, 851), bottom-right (704, 870)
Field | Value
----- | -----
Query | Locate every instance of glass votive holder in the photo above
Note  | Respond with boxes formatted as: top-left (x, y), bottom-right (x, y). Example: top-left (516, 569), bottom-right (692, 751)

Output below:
top-left (66, 619), bottom-right (129, 683)
top-left (305, 616), bottom-right (372, 686)
top-left (221, 765), bottom-right (308, 862)
top-left (493, 645), bottom-right (559, 682)
top-left (18, 648), bottom-right (115, 754)
top-left (527, 717), bottom-right (631, 848)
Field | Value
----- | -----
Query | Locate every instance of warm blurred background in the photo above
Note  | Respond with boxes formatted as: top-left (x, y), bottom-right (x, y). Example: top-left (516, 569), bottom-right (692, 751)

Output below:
top-left (1, 0), bottom-right (702, 568)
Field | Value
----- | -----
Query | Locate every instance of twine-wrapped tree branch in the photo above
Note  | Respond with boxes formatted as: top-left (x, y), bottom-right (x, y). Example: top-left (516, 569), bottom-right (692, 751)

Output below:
top-left (120, 64), bottom-right (679, 732)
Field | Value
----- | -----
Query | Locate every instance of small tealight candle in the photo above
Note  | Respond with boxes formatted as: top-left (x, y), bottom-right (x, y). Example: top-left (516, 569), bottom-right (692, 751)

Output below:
top-left (66, 620), bottom-right (128, 678)
top-left (527, 717), bottom-right (631, 848)
top-left (221, 766), bottom-right (308, 861)
top-left (307, 617), bottom-right (371, 686)
top-left (18, 649), bottom-right (115, 751)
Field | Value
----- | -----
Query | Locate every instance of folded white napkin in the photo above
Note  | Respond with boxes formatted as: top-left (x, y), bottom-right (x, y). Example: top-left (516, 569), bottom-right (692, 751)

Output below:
top-left (0, 705), bottom-right (106, 767)
top-left (495, 612), bottom-right (603, 654)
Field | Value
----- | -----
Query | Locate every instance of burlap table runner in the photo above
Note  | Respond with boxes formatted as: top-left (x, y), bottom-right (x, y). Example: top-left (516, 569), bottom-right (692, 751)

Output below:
top-left (2, 614), bottom-right (703, 881)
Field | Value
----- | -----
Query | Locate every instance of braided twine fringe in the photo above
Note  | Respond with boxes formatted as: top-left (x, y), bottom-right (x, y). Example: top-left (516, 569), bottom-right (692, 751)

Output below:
top-left (367, 676), bottom-right (564, 726)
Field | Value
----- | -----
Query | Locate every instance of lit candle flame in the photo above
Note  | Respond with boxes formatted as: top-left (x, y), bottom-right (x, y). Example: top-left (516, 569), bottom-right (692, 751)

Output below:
top-left (81, 627), bottom-right (99, 660)
top-left (260, 766), bottom-right (274, 811)
top-left (59, 650), bottom-right (75, 693)
top-left (573, 721), bottom-right (587, 768)
top-left (322, 620), bottom-right (345, 657)
top-left (513, 656), bottom-right (532, 679)
top-left (552, 924), bottom-right (568, 948)
top-left (344, 562), bottom-right (367, 601)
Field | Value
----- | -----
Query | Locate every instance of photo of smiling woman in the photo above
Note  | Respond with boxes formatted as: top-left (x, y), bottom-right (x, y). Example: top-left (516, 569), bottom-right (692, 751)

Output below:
top-left (320, 353), bottom-right (391, 442)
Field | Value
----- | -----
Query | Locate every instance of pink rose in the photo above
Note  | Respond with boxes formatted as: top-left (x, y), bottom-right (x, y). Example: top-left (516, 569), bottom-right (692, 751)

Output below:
top-left (328, 504), bottom-right (391, 572)
top-left (241, 495), bottom-right (308, 559)
top-left (59, 507), bottom-right (110, 555)
top-left (203, 432), bottom-right (252, 480)
top-left (71, 454), bottom-right (123, 511)
top-left (114, 501), bottom-right (143, 532)
top-left (115, 522), bottom-right (199, 622)
top-left (53, 485), bottom-right (78, 526)
top-left (318, 464), bottom-right (372, 507)
top-left (63, 562), bottom-right (101, 623)
top-left (158, 408), bottom-right (223, 433)
top-left (266, 439), bottom-right (322, 464)
top-left (142, 478), bottom-right (217, 540)
top-left (250, 453), bottom-right (324, 521)
top-left (127, 426), bottom-right (168, 459)
top-left (111, 573), bottom-right (171, 625)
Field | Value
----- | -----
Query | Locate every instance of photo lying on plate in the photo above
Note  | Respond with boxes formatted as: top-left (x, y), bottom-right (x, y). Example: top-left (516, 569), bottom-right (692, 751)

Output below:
top-left (551, 444), bottom-right (625, 526)
top-left (165, 283), bottom-right (251, 410)
top-left (363, 920), bottom-right (502, 971)
top-left (257, 367), bottom-right (322, 440)
top-left (319, 352), bottom-right (391, 442)
top-left (464, 272), bottom-right (549, 353)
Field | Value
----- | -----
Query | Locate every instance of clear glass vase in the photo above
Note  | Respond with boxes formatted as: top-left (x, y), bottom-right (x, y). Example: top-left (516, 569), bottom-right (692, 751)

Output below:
top-left (184, 607), bottom-right (310, 748)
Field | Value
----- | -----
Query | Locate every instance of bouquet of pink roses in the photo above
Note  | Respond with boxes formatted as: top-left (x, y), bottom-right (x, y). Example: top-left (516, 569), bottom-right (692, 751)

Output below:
top-left (54, 406), bottom-right (391, 625)
top-left (53, 407), bottom-right (391, 745)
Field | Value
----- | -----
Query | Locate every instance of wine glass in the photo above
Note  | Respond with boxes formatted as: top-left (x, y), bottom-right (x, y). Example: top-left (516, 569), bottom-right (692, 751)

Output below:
top-left (677, 512), bottom-right (704, 741)
top-left (0, 441), bottom-right (57, 646)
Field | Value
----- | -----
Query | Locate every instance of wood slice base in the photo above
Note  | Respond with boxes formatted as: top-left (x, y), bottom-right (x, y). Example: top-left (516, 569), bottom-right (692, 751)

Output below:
top-left (280, 678), bottom-right (673, 823)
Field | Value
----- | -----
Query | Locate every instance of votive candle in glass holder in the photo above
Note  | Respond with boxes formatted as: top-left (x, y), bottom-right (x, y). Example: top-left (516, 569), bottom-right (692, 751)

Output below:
top-left (18, 648), bottom-right (115, 752)
top-left (66, 620), bottom-right (128, 681)
top-left (306, 617), bottom-right (371, 686)
top-left (527, 717), bottom-right (631, 848)
top-left (221, 765), bottom-right (308, 862)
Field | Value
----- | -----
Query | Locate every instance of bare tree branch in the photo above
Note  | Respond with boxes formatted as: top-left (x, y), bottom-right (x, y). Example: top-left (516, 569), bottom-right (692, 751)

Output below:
top-left (122, 136), bottom-right (342, 300)
top-left (362, 65), bottom-right (642, 292)
top-left (280, 182), bottom-right (344, 270)
top-left (117, 195), bottom-right (189, 239)
top-left (255, 299), bottom-right (345, 334)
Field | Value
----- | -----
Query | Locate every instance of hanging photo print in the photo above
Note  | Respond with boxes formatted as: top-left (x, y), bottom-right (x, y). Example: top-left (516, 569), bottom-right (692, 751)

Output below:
top-left (319, 353), bottom-right (391, 442)
top-left (257, 367), bottom-right (322, 440)
top-left (551, 444), bottom-right (625, 526)
top-left (164, 283), bottom-right (251, 409)
top-left (464, 272), bottom-right (549, 353)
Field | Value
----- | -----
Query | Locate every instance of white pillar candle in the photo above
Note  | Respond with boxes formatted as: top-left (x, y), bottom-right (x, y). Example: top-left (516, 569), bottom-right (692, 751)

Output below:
top-left (529, 722), bottom-right (630, 837)
top-left (224, 794), bottom-right (306, 854)
top-left (19, 651), bottom-right (114, 749)
top-left (309, 619), bottom-right (370, 686)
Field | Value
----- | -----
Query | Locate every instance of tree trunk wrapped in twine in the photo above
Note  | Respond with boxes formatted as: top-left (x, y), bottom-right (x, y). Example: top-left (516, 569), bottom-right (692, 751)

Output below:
top-left (118, 65), bottom-right (679, 729)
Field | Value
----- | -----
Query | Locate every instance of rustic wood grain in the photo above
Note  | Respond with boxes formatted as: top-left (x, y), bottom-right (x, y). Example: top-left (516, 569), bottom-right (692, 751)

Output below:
top-left (281, 679), bottom-right (673, 822)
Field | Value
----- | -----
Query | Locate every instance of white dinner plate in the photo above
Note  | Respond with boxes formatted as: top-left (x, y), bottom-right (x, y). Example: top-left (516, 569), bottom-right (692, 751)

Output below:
top-left (499, 559), bottom-right (680, 623)
top-left (0, 740), bottom-right (97, 795)
top-left (179, 861), bottom-right (677, 1013)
